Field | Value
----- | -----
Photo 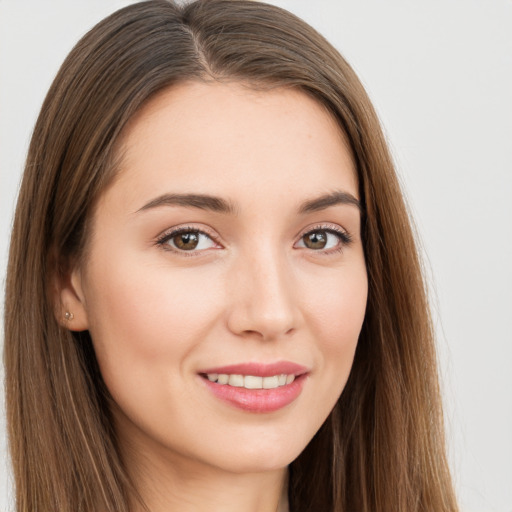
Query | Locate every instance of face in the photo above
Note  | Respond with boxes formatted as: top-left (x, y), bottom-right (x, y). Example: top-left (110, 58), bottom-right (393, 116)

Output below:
top-left (65, 82), bottom-right (367, 475)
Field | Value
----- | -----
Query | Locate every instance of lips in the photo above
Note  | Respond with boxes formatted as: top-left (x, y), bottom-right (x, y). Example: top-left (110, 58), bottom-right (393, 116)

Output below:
top-left (198, 361), bottom-right (309, 413)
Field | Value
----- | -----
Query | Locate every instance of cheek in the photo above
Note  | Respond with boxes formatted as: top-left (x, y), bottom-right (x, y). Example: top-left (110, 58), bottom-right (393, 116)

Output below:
top-left (302, 260), bottom-right (367, 399)
top-left (305, 261), bottom-right (367, 348)
top-left (82, 248), bottom-right (222, 378)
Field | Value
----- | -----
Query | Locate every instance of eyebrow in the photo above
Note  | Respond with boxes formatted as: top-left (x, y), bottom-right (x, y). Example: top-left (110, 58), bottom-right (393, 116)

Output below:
top-left (298, 190), bottom-right (361, 213)
top-left (136, 193), bottom-right (237, 214)
top-left (135, 190), bottom-right (361, 215)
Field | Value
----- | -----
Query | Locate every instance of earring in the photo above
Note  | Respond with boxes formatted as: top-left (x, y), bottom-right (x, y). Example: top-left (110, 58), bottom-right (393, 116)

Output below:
top-left (64, 311), bottom-right (74, 321)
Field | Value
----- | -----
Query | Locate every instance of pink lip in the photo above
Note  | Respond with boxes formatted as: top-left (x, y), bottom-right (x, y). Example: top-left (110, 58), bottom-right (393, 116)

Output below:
top-left (198, 361), bottom-right (309, 413)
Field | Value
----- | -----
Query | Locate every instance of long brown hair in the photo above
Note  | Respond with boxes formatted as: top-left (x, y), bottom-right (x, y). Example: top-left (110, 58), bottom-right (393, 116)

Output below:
top-left (4, 1), bottom-right (458, 511)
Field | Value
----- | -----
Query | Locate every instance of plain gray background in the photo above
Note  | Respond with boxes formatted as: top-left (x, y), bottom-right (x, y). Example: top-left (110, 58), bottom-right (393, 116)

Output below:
top-left (1, 1), bottom-right (511, 511)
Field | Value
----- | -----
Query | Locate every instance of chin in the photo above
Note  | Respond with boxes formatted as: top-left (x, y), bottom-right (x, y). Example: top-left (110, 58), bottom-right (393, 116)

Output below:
top-left (205, 429), bottom-right (314, 474)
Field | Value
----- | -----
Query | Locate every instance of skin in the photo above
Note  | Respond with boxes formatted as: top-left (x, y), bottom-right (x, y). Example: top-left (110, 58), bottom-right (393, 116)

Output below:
top-left (60, 82), bottom-right (368, 512)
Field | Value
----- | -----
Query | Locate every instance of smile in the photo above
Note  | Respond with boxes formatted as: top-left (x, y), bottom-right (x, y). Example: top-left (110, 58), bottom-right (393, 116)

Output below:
top-left (205, 373), bottom-right (295, 389)
top-left (199, 362), bottom-right (308, 413)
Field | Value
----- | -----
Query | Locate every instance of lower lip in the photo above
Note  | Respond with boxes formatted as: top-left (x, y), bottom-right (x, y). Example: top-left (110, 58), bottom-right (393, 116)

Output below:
top-left (200, 374), bottom-right (307, 413)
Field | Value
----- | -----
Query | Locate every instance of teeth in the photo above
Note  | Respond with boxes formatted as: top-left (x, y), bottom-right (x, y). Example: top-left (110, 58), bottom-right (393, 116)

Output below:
top-left (205, 372), bottom-right (297, 389)
top-left (217, 374), bottom-right (229, 384)
top-left (244, 375), bottom-right (263, 389)
top-left (263, 375), bottom-right (279, 389)
top-left (228, 374), bottom-right (244, 387)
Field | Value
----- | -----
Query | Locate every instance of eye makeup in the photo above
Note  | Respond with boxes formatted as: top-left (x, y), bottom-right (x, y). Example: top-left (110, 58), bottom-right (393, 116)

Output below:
top-left (155, 221), bottom-right (353, 258)
top-left (294, 223), bottom-right (353, 255)
top-left (156, 225), bottom-right (222, 257)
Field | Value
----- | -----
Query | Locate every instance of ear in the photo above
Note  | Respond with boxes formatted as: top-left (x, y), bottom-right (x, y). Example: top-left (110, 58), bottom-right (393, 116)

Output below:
top-left (54, 266), bottom-right (90, 332)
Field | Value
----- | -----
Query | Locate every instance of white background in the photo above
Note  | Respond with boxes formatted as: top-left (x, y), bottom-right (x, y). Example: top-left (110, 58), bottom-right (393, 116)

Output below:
top-left (1, 1), bottom-right (511, 511)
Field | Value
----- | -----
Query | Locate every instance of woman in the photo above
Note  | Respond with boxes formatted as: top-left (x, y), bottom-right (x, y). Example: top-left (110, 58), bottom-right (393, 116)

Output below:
top-left (4, 1), bottom-right (458, 511)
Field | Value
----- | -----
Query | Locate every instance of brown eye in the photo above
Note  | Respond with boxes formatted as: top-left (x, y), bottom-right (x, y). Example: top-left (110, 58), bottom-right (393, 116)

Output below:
top-left (159, 229), bottom-right (218, 252)
top-left (295, 227), bottom-right (350, 252)
top-left (173, 231), bottom-right (200, 250)
top-left (302, 230), bottom-right (328, 249)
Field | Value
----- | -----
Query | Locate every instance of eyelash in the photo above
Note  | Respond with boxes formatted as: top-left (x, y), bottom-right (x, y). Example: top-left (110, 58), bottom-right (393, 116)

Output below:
top-left (155, 223), bottom-right (352, 256)
top-left (156, 226), bottom-right (220, 257)
top-left (298, 224), bottom-right (353, 254)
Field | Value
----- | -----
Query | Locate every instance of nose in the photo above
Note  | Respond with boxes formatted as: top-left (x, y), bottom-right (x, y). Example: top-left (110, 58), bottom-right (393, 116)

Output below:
top-left (226, 247), bottom-right (301, 341)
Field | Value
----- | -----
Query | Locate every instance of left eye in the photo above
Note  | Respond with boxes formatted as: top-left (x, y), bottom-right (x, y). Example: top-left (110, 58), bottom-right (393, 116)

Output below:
top-left (160, 230), bottom-right (217, 251)
top-left (295, 229), bottom-right (344, 250)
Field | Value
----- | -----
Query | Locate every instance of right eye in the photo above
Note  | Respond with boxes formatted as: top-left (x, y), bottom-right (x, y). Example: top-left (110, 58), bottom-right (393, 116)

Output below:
top-left (157, 228), bottom-right (219, 253)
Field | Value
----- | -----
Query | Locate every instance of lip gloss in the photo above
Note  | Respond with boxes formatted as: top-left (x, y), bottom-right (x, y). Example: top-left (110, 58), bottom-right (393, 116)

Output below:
top-left (198, 361), bottom-right (308, 413)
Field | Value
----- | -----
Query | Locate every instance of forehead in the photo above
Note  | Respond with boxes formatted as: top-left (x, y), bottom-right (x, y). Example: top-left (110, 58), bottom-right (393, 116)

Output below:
top-left (106, 81), bottom-right (358, 213)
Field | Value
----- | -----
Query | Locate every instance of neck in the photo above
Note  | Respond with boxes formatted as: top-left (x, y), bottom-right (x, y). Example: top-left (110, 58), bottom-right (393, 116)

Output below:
top-left (117, 427), bottom-right (289, 512)
top-left (128, 454), bottom-right (289, 512)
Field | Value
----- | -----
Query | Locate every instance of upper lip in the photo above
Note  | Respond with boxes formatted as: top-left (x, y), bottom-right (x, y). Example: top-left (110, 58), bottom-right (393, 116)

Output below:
top-left (199, 361), bottom-right (309, 377)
